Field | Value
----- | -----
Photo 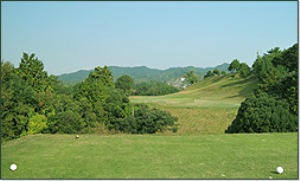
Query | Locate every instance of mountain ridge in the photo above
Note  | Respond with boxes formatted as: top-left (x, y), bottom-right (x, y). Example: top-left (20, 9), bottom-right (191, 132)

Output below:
top-left (58, 63), bottom-right (230, 85)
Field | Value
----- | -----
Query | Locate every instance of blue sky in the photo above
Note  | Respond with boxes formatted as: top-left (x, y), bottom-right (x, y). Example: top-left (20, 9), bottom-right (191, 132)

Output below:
top-left (1, 1), bottom-right (298, 75)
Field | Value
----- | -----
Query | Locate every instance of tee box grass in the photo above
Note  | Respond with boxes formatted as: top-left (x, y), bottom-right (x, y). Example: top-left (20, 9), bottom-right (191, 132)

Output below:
top-left (1, 133), bottom-right (298, 179)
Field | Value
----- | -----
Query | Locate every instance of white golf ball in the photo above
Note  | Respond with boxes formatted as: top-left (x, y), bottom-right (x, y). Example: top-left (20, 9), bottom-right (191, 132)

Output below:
top-left (10, 164), bottom-right (17, 171)
top-left (276, 166), bottom-right (283, 174)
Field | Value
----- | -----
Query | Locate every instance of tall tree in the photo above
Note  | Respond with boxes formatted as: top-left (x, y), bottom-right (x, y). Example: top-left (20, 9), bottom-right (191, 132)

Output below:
top-left (16, 53), bottom-right (57, 113)
top-left (237, 63), bottom-right (251, 78)
top-left (74, 66), bottom-right (123, 124)
top-left (17, 53), bottom-right (48, 91)
top-left (116, 75), bottom-right (134, 96)
top-left (1, 61), bottom-right (36, 140)
top-left (278, 44), bottom-right (298, 72)
top-left (228, 59), bottom-right (240, 72)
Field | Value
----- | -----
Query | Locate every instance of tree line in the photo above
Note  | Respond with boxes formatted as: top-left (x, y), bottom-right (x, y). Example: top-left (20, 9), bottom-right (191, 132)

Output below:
top-left (133, 81), bottom-right (180, 96)
top-left (1, 54), bottom-right (178, 141)
top-left (112, 74), bottom-right (180, 96)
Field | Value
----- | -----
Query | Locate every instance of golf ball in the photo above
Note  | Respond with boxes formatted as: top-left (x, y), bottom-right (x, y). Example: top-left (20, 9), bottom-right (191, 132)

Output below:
top-left (10, 164), bottom-right (17, 171)
top-left (276, 166), bottom-right (283, 174)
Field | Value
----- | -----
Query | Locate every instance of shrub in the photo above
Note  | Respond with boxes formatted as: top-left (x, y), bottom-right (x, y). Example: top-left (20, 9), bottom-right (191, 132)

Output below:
top-left (108, 104), bottom-right (178, 134)
top-left (27, 114), bottom-right (48, 135)
top-left (48, 110), bottom-right (86, 134)
top-left (225, 94), bottom-right (297, 133)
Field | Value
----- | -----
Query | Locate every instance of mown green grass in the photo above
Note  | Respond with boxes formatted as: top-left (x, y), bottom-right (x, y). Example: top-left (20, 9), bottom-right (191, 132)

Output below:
top-left (1, 133), bottom-right (297, 179)
top-left (130, 75), bottom-right (258, 135)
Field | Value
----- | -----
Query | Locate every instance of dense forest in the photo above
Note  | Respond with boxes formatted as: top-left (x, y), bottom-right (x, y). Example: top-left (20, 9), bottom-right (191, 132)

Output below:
top-left (1, 54), bottom-right (178, 141)
top-left (226, 43), bottom-right (298, 133)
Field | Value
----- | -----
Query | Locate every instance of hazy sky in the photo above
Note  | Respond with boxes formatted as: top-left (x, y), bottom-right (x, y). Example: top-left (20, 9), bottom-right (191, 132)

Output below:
top-left (1, 1), bottom-right (297, 75)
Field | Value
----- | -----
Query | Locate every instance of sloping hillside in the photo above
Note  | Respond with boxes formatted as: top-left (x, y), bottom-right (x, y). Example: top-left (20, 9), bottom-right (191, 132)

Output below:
top-left (130, 74), bottom-right (258, 135)
top-left (131, 74), bottom-right (258, 108)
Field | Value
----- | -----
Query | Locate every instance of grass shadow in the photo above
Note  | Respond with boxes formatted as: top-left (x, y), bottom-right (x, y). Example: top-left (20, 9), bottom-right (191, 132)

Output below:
top-left (227, 95), bottom-right (241, 99)
top-left (223, 76), bottom-right (258, 98)
top-left (221, 76), bottom-right (253, 88)
top-left (270, 171), bottom-right (278, 174)
top-left (210, 76), bottom-right (226, 83)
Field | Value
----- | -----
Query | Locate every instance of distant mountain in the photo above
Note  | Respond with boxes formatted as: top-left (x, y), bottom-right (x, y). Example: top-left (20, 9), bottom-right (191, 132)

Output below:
top-left (57, 63), bottom-right (230, 85)
top-left (58, 70), bottom-right (90, 85)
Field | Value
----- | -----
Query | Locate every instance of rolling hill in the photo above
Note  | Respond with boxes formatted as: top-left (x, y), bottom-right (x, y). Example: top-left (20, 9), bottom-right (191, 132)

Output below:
top-left (57, 63), bottom-right (230, 84)
top-left (130, 74), bottom-right (258, 135)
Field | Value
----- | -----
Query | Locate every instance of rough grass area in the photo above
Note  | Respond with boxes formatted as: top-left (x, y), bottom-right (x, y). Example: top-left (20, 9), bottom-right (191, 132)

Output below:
top-left (1, 133), bottom-right (297, 179)
top-left (130, 75), bottom-right (258, 135)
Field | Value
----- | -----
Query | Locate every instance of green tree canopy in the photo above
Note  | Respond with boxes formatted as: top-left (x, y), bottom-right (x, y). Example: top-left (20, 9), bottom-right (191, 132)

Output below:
top-left (134, 81), bottom-right (179, 96)
top-left (204, 70), bottom-right (214, 79)
top-left (17, 53), bottom-right (49, 91)
top-left (228, 59), bottom-right (240, 72)
top-left (226, 43), bottom-right (298, 134)
top-left (213, 68), bottom-right (220, 76)
top-left (115, 75), bottom-right (134, 96)
top-left (184, 71), bottom-right (199, 85)
top-left (225, 94), bottom-right (297, 133)
top-left (237, 63), bottom-right (251, 78)
top-left (108, 104), bottom-right (178, 134)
